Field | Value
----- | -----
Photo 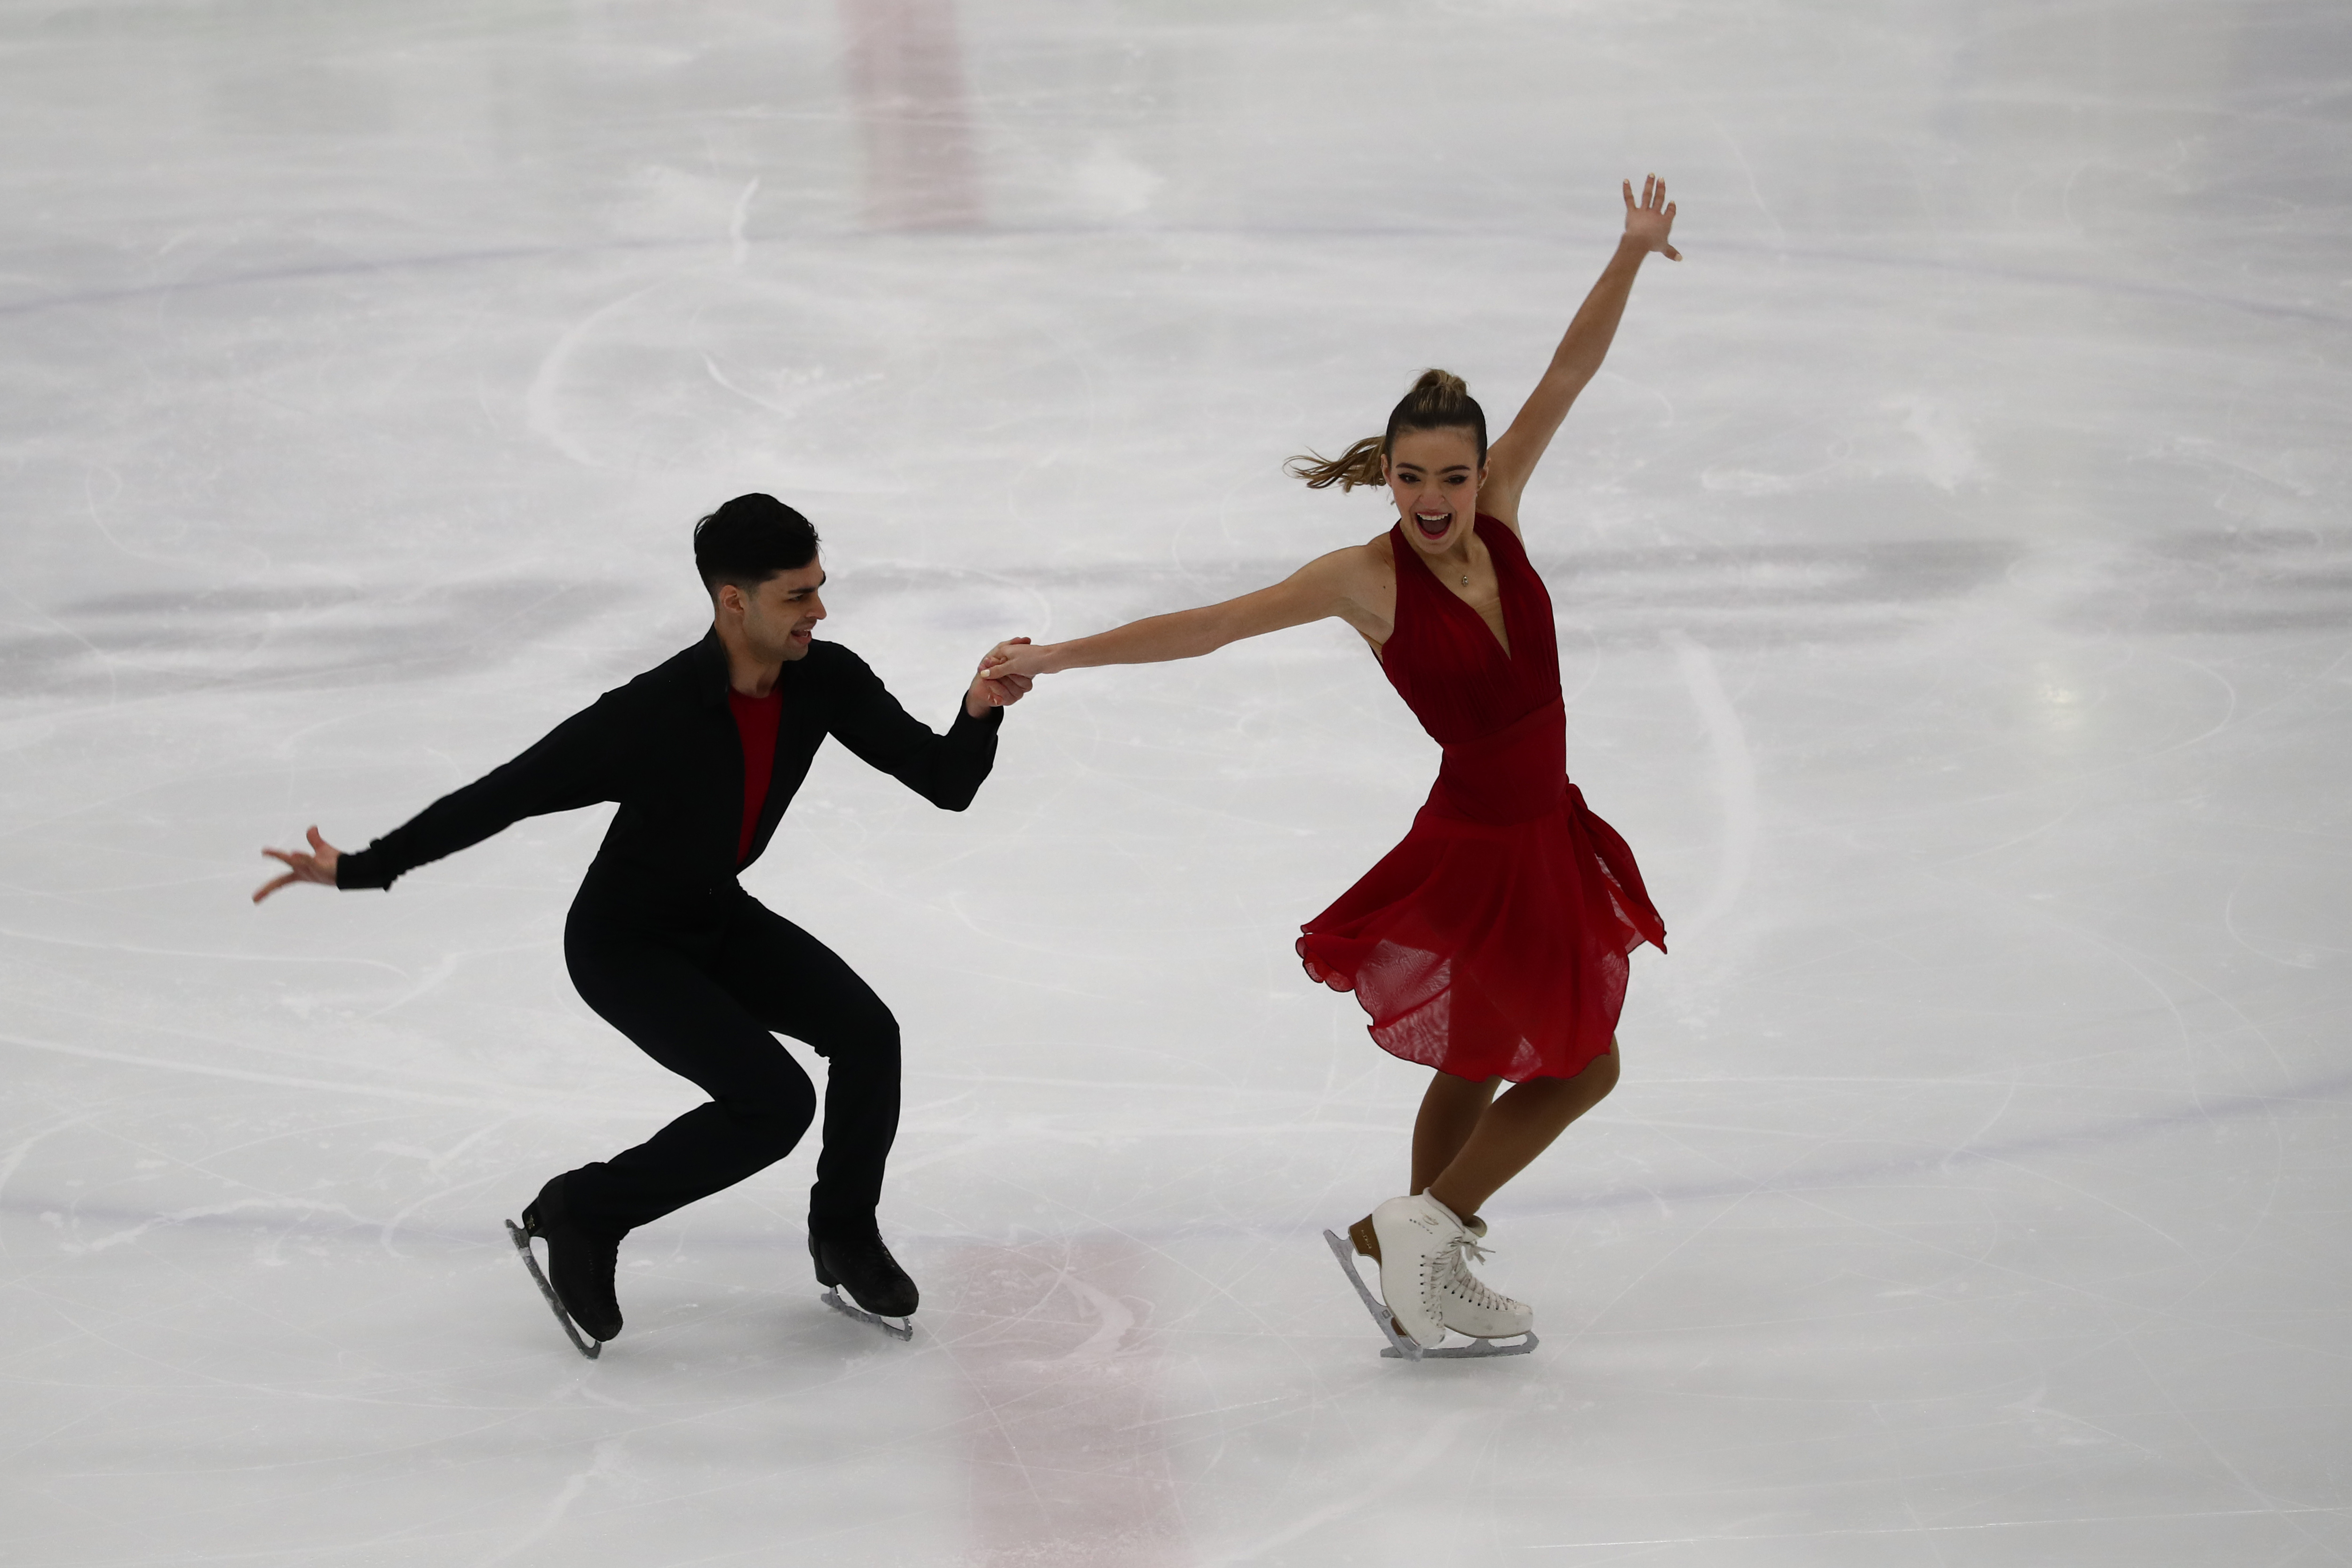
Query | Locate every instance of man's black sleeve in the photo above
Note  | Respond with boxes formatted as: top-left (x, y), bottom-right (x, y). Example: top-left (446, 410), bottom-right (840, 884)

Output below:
top-left (824, 650), bottom-right (1001, 810)
top-left (335, 692), bottom-right (630, 891)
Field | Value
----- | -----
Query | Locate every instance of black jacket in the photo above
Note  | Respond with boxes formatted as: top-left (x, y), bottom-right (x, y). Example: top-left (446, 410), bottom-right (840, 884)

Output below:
top-left (336, 630), bottom-right (1001, 926)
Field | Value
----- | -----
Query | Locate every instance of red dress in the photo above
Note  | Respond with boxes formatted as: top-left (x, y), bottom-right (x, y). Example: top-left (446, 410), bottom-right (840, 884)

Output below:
top-left (1297, 516), bottom-right (1667, 1082)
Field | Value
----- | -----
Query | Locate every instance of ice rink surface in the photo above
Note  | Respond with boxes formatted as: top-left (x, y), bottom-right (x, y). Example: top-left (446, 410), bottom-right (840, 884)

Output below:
top-left (3, 0), bottom-right (2349, 1562)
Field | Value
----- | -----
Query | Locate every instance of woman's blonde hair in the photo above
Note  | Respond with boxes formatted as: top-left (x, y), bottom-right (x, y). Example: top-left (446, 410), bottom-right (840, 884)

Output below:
top-left (1286, 369), bottom-right (1489, 491)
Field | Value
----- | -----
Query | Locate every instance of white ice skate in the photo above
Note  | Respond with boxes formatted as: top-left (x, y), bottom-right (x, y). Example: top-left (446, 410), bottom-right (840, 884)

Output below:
top-left (1323, 1196), bottom-right (1536, 1360)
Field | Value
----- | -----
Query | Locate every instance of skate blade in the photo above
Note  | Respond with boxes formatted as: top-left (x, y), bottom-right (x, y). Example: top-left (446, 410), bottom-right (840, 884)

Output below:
top-left (505, 1219), bottom-right (601, 1361)
top-left (1393, 1331), bottom-right (1539, 1360)
top-left (1321, 1229), bottom-right (1537, 1361)
top-left (820, 1286), bottom-right (914, 1342)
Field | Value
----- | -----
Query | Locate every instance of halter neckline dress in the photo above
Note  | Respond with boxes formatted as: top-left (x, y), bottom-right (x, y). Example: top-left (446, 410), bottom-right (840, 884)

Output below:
top-left (1296, 516), bottom-right (1666, 1083)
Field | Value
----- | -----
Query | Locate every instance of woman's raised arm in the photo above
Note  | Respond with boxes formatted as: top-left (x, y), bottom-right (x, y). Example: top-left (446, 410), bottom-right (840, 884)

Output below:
top-left (1479, 176), bottom-right (1680, 531)
top-left (981, 545), bottom-right (1388, 680)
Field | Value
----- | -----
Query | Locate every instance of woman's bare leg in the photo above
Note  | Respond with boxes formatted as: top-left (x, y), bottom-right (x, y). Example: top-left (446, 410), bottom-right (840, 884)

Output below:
top-left (1424, 1043), bottom-right (1619, 1220)
top-left (1410, 1072), bottom-right (1500, 1197)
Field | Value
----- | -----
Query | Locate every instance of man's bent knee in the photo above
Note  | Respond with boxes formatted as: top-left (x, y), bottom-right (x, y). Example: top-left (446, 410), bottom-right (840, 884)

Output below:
top-left (811, 1005), bottom-right (900, 1076)
top-left (722, 1067), bottom-right (818, 1150)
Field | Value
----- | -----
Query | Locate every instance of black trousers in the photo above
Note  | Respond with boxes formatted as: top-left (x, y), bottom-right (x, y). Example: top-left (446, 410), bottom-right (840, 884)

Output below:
top-left (558, 890), bottom-right (899, 1236)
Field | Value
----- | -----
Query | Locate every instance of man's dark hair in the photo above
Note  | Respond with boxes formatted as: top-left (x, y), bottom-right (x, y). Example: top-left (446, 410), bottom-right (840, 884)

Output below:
top-left (693, 494), bottom-right (820, 594)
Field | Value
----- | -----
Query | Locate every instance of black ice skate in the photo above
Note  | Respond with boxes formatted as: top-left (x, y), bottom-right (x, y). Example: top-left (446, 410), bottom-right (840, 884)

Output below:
top-left (507, 1173), bottom-right (624, 1359)
top-left (809, 1218), bottom-right (916, 1341)
top-left (1324, 1215), bottom-right (1537, 1361)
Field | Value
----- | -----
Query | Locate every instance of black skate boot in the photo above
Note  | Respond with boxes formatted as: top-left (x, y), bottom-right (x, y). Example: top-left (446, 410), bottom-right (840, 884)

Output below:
top-left (515, 1172), bottom-right (625, 1346)
top-left (810, 1216), bottom-right (917, 1339)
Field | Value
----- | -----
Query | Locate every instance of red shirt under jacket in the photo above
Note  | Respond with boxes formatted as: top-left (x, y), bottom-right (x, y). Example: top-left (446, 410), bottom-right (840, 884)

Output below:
top-left (725, 685), bottom-right (783, 866)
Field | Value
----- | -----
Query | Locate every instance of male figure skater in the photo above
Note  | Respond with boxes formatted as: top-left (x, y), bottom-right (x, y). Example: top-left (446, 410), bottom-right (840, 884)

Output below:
top-left (254, 494), bottom-right (1029, 1348)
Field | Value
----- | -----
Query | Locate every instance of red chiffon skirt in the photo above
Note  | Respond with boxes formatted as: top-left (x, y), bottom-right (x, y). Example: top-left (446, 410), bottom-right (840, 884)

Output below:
top-left (1297, 698), bottom-right (1666, 1083)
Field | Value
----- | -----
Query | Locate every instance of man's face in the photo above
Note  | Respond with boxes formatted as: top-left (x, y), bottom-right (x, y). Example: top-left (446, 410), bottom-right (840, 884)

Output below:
top-left (737, 558), bottom-right (827, 662)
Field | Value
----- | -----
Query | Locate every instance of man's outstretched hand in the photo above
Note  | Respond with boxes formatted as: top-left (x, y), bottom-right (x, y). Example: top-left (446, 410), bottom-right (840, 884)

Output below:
top-left (254, 826), bottom-right (343, 903)
top-left (966, 637), bottom-right (1036, 717)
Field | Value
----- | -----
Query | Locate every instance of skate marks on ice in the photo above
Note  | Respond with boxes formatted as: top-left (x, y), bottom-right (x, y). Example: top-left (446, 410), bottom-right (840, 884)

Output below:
top-left (936, 1234), bottom-right (1189, 1568)
top-left (504, 1218), bottom-right (601, 1360)
top-left (0, 577), bottom-right (628, 702)
top-left (1320, 1230), bottom-right (1537, 1362)
top-left (840, 0), bottom-right (983, 233)
top-left (1662, 630), bottom-right (1756, 948)
top-left (821, 1284), bottom-right (914, 1341)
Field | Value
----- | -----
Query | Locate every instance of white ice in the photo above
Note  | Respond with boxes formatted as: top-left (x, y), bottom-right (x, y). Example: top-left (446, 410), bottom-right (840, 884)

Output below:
top-left (3, 1), bottom-right (2349, 1563)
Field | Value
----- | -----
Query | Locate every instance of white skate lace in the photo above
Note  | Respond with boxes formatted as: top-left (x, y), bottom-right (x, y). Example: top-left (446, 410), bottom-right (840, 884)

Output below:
top-left (1441, 1236), bottom-right (1513, 1311)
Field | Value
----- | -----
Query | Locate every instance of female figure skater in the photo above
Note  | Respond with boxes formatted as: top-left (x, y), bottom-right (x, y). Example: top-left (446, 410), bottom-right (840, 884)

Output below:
top-left (982, 178), bottom-right (1679, 1350)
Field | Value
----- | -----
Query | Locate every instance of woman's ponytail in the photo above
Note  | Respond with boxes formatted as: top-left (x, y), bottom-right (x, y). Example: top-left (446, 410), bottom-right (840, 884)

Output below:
top-left (1287, 369), bottom-right (1487, 493)
top-left (1285, 436), bottom-right (1388, 491)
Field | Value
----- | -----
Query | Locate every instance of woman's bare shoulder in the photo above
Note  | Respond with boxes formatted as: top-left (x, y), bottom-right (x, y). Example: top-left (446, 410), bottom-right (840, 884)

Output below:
top-left (1287, 532), bottom-right (1392, 588)
top-left (1335, 532), bottom-right (1397, 602)
top-left (1303, 532), bottom-right (1398, 643)
top-left (1254, 532), bottom-right (1397, 647)
top-left (1322, 531), bottom-right (1394, 582)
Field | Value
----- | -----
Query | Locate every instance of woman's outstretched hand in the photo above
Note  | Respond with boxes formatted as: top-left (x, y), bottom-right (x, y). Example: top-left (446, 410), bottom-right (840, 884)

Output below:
top-left (254, 825), bottom-right (342, 903)
top-left (1622, 174), bottom-right (1680, 261)
top-left (980, 638), bottom-right (1056, 682)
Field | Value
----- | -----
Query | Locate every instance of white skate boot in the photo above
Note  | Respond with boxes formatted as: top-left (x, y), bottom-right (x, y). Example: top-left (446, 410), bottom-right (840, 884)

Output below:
top-left (1322, 1203), bottom-right (1540, 1360)
top-left (1368, 1193), bottom-right (1466, 1348)
top-left (1435, 1230), bottom-right (1533, 1340)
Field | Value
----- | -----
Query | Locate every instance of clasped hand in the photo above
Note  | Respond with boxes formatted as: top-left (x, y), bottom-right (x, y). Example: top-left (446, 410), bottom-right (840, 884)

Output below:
top-left (966, 639), bottom-right (1037, 716)
top-left (979, 638), bottom-right (1054, 682)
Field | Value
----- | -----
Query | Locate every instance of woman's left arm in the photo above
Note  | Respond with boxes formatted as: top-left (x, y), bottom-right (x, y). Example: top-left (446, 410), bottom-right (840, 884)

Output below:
top-left (1479, 175), bottom-right (1681, 531)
